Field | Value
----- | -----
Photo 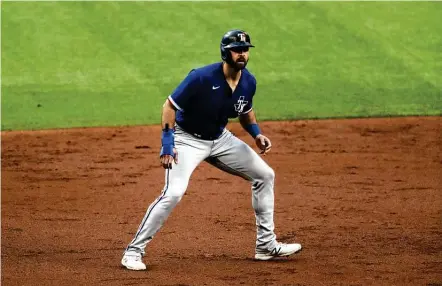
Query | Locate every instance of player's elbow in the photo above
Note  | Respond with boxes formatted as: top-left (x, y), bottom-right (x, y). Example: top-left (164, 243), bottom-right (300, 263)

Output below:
top-left (239, 114), bottom-right (250, 127)
top-left (163, 99), bottom-right (177, 111)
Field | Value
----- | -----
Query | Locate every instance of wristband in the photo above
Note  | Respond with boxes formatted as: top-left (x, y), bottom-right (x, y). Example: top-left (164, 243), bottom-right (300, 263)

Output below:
top-left (160, 124), bottom-right (175, 157)
top-left (245, 123), bottom-right (261, 138)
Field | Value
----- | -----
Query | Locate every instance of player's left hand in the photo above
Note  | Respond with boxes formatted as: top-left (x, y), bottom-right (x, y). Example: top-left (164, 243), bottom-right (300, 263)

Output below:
top-left (255, 134), bottom-right (272, 155)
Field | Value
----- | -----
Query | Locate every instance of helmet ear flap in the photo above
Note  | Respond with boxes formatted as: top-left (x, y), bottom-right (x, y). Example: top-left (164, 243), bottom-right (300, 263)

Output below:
top-left (220, 45), bottom-right (227, 61)
top-left (220, 46), bottom-right (233, 65)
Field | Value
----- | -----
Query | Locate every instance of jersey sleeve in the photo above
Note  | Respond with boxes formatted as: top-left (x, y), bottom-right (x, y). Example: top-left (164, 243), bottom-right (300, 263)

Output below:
top-left (168, 69), bottom-right (200, 111)
top-left (241, 99), bottom-right (253, 115)
top-left (240, 77), bottom-right (256, 115)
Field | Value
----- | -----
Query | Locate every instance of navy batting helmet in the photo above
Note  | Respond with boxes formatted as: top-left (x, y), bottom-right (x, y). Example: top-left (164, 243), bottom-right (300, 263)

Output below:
top-left (220, 29), bottom-right (255, 66)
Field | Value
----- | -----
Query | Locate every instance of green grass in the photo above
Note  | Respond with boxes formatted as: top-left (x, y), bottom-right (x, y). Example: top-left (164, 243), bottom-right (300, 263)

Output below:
top-left (2, 2), bottom-right (441, 131)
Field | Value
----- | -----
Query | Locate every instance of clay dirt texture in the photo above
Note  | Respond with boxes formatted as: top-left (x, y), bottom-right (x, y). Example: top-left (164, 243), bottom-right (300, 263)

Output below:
top-left (2, 117), bottom-right (441, 286)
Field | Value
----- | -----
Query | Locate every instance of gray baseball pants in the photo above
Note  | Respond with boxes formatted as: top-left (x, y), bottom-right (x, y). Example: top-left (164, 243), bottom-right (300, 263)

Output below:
top-left (124, 126), bottom-right (277, 255)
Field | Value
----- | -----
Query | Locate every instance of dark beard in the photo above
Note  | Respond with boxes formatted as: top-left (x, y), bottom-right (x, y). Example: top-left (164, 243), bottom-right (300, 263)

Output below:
top-left (233, 58), bottom-right (248, 71)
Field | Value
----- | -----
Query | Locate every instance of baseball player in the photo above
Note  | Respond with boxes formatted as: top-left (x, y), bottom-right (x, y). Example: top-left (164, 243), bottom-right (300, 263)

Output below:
top-left (121, 29), bottom-right (302, 271)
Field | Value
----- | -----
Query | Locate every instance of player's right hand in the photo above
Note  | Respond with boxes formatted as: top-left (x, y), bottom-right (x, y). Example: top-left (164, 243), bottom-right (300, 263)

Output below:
top-left (160, 148), bottom-right (178, 169)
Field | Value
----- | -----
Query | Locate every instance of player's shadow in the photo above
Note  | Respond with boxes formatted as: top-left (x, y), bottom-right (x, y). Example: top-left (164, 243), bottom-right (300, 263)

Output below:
top-left (245, 257), bottom-right (303, 263)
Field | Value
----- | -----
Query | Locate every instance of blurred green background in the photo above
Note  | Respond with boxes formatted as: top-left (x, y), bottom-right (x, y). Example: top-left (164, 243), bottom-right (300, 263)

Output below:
top-left (2, 1), bottom-right (441, 131)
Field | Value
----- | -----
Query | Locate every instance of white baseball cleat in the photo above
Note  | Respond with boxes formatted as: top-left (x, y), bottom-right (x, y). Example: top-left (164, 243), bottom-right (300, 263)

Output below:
top-left (121, 252), bottom-right (147, 270)
top-left (255, 242), bottom-right (302, 261)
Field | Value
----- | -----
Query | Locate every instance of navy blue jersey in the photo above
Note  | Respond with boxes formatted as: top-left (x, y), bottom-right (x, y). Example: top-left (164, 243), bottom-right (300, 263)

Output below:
top-left (168, 62), bottom-right (257, 140)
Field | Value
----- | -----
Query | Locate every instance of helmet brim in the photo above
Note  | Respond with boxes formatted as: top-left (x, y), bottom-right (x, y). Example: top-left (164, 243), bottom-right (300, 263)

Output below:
top-left (224, 42), bottom-right (255, 49)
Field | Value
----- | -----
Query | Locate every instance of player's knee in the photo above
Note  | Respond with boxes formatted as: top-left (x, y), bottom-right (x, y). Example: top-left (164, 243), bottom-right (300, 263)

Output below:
top-left (264, 167), bottom-right (275, 182)
top-left (163, 180), bottom-right (189, 198)
top-left (164, 187), bottom-right (187, 199)
top-left (256, 166), bottom-right (275, 183)
top-left (162, 195), bottom-right (183, 206)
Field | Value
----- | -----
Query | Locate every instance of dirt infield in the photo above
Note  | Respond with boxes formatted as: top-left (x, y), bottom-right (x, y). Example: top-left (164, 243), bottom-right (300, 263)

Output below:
top-left (1, 117), bottom-right (441, 286)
